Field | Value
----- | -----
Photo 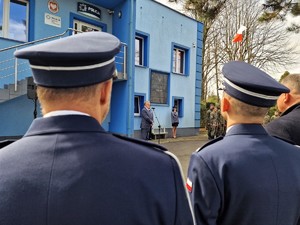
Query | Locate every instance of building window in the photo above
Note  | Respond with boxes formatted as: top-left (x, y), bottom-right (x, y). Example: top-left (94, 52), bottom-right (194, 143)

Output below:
top-left (173, 97), bottom-right (184, 117)
top-left (135, 36), bottom-right (143, 66)
top-left (135, 31), bottom-right (149, 67)
top-left (173, 48), bottom-right (184, 74)
top-left (134, 94), bottom-right (145, 116)
top-left (70, 13), bottom-right (107, 35)
top-left (172, 43), bottom-right (190, 75)
top-left (0, 0), bottom-right (28, 42)
top-left (150, 70), bottom-right (169, 104)
top-left (73, 19), bottom-right (102, 34)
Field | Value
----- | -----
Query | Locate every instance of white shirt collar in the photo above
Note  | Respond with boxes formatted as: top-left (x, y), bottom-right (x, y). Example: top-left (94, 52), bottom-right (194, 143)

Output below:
top-left (44, 110), bottom-right (90, 118)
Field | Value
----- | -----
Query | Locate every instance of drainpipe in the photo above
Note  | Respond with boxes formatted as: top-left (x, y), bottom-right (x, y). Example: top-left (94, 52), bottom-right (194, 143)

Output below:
top-left (127, 0), bottom-right (135, 137)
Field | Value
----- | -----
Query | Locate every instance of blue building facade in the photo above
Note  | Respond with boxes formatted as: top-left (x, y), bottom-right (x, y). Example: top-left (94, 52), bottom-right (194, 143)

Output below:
top-left (0, 0), bottom-right (203, 140)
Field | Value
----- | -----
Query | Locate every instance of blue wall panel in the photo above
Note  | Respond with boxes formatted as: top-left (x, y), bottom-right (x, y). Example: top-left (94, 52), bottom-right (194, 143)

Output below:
top-left (0, 0), bottom-right (203, 138)
top-left (194, 21), bottom-right (204, 128)
top-left (0, 95), bottom-right (42, 136)
top-left (134, 0), bottom-right (202, 132)
top-left (109, 0), bottom-right (135, 136)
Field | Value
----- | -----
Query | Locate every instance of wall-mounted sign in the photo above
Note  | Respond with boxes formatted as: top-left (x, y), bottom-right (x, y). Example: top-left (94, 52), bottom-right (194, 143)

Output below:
top-left (45, 13), bottom-right (61, 28)
top-left (48, 0), bottom-right (59, 14)
top-left (77, 2), bottom-right (101, 20)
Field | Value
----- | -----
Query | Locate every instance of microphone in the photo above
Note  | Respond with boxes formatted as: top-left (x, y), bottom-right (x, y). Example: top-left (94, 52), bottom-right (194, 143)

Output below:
top-left (151, 107), bottom-right (155, 110)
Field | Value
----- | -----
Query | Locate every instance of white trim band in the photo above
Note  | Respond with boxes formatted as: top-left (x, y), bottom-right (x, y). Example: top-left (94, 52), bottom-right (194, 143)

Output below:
top-left (224, 78), bottom-right (278, 100)
top-left (30, 57), bottom-right (115, 71)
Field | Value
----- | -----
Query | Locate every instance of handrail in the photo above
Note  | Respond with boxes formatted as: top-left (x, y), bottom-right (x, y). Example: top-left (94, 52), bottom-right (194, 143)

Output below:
top-left (0, 28), bottom-right (79, 52)
top-left (0, 29), bottom-right (127, 102)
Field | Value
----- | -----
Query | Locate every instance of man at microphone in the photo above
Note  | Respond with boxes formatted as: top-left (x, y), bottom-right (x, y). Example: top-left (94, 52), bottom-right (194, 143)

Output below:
top-left (140, 101), bottom-right (154, 140)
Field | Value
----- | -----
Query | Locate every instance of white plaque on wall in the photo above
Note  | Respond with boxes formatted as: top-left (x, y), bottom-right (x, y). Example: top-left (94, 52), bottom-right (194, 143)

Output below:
top-left (45, 13), bottom-right (61, 28)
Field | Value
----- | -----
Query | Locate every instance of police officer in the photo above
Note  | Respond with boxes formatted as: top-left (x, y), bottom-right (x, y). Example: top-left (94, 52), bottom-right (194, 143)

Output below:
top-left (0, 32), bottom-right (195, 225)
top-left (187, 61), bottom-right (300, 225)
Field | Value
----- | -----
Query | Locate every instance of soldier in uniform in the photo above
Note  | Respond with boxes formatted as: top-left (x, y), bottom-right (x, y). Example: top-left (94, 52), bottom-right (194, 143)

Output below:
top-left (211, 104), bottom-right (226, 138)
top-left (206, 103), bottom-right (215, 139)
top-left (209, 106), bottom-right (218, 139)
top-left (187, 61), bottom-right (300, 225)
top-left (0, 32), bottom-right (195, 225)
top-left (270, 110), bottom-right (280, 121)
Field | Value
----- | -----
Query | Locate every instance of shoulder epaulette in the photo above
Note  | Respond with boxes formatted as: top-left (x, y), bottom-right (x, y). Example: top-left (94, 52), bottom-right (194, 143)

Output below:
top-left (196, 136), bottom-right (223, 152)
top-left (112, 133), bottom-right (168, 152)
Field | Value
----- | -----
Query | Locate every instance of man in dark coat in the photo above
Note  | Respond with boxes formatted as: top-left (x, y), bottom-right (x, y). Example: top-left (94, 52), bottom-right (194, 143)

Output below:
top-left (140, 101), bottom-right (154, 140)
top-left (0, 32), bottom-right (195, 225)
top-left (187, 61), bottom-right (300, 225)
top-left (265, 74), bottom-right (300, 145)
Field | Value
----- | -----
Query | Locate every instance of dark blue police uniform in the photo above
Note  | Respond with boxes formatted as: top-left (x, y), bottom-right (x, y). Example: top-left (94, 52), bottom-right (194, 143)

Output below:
top-left (0, 32), bottom-right (195, 225)
top-left (187, 61), bottom-right (300, 225)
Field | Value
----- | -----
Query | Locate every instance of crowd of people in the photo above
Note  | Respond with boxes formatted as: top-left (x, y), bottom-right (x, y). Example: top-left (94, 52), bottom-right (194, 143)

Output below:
top-left (188, 61), bottom-right (300, 225)
top-left (0, 32), bottom-right (299, 225)
top-left (0, 32), bottom-right (194, 225)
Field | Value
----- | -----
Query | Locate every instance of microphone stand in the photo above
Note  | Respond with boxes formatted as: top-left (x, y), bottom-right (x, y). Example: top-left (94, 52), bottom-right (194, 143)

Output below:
top-left (152, 108), bottom-right (161, 144)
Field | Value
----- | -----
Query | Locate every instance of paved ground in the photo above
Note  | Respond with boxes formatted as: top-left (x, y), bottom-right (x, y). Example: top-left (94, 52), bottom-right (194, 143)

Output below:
top-left (150, 131), bottom-right (209, 177)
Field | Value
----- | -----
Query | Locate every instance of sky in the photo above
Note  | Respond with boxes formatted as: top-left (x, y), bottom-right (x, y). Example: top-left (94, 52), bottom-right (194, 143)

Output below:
top-left (156, 0), bottom-right (300, 79)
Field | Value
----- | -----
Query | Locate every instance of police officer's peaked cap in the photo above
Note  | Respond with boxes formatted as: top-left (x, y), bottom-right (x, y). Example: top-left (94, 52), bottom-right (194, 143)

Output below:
top-left (14, 32), bottom-right (121, 88)
top-left (222, 61), bottom-right (289, 107)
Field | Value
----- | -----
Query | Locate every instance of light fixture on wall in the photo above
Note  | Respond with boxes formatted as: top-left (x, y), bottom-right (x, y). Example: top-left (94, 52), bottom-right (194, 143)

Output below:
top-left (118, 11), bottom-right (122, 18)
top-left (107, 9), bottom-right (114, 15)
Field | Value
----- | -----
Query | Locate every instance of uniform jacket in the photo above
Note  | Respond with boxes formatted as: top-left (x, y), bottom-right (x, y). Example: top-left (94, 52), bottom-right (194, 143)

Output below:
top-left (140, 107), bottom-right (153, 129)
top-left (187, 124), bottom-right (300, 225)
top-left (0, 115), bottom-right (194, 225)
top-left (265, 103), bottom-right (300, 145)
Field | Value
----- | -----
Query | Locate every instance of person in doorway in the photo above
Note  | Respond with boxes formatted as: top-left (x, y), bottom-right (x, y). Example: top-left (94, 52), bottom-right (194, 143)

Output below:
top-left (187, 61), bottom-right (300, 225)
top-left (0, 32), bottom-right (195, 225)
top-left (171, 107), bottom-right (179, 138)
top-left (140, 101), bottom-right (154, 140)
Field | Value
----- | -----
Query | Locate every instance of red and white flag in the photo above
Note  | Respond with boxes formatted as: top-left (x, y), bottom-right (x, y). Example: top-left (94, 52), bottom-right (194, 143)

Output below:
top-left (186, 178), bottom-right (193, 192)
top-left (232, 25), bottom-right (246, 43)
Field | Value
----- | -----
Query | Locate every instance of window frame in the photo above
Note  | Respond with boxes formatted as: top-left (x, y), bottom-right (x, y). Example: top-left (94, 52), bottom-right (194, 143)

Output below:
top-left (69, 12), bottom-right (107, 35)
top-left (0, 0), bottom-right (29, 42)
top-left (171, 43), bottom-right (190, 76)
top-left (173, 48), bottom-right (185, 74)
top-left (73, 19), bottom-right (102, 34)
top-left (135, 36), bottom-right (144, 66)
top-left (134, 93), bottom-right (146, 116)
top-left (172, 96), bottom-right (184, 117)
top-left (135, 31), bottom-right (149, 67)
